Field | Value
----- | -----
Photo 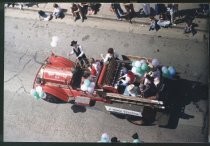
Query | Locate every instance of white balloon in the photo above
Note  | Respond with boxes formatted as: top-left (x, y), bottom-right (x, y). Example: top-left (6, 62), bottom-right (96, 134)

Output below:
top-left (52, 36), bottom-right (59, 42)
top-left (30, 89), bottom-right (36, 96)
top-left (152, 58), bottom-right (160, 67)
top-left (35, 86), bottom-right (42, 93)
top-left (140, 59), bottom-right (146, 64)
top-left (131, 67), bottom-right (137, 74)
top-left (50, 41), bottom-right (57, 47)
top-left (87, 87), bottom-right (94, 93)
top-left (81, 84), bottom-right (88, 91)
top-left (89, 82), bottom-right (95, 88)
top-left (135, 61), bottom-right (141, 67)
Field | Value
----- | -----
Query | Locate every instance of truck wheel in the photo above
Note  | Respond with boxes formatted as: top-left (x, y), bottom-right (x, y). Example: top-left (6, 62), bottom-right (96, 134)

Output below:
top-left (43, 93), bottom-right (65, 103)
top-left (89, 100), bottom-right (96, 106)
top-left (126, 115), bottom-right (144, 126)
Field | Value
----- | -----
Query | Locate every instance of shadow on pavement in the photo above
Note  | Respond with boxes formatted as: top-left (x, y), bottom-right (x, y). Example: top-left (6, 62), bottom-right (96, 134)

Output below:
top-left (157, 77), bottom-right (208, 129)
top-left (71, 104), bottom-right (87, 113)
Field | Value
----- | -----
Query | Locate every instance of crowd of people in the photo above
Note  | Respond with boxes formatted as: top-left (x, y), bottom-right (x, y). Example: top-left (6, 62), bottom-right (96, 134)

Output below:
top-left (68, 40), bottom-right (163, 102)
top-left (6, 3), bottom-right (209, 35)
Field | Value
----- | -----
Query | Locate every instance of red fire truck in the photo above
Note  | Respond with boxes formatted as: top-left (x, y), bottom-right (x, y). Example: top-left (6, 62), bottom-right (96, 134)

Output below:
top-left (33, 53), bottom-right (177, 126)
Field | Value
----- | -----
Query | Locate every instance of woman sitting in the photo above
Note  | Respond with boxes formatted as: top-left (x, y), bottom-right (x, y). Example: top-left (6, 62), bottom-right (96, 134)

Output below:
top-left (157, 13), bottom-right (171, 28)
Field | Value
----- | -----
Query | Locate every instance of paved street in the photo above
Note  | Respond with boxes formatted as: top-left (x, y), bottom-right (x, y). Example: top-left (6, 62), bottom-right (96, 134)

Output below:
top-left (4, 7), bottom-right (209, 142)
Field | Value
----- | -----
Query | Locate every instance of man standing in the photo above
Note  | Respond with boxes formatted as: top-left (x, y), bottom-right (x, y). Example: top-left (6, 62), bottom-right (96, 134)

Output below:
top-left (68, 40), bottom-right (89, 67)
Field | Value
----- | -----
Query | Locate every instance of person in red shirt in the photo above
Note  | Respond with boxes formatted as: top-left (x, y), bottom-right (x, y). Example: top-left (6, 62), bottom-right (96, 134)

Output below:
top-left (118, 71), bottom-right (136, 86)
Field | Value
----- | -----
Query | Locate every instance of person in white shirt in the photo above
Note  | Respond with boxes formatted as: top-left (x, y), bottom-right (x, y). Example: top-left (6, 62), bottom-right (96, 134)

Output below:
top-left (68, 40), bottom-right (89, 67)
top-left (101, 48), bottom-right (122, 63)
top-left (53, 3), bottom-right (63, 19)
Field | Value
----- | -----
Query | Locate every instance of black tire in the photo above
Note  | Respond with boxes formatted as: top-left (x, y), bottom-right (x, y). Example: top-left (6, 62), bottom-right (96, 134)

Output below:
top-left (43, 93), bottom-right (66, 104)
top-left (89, 100), bottom-right (96, 106)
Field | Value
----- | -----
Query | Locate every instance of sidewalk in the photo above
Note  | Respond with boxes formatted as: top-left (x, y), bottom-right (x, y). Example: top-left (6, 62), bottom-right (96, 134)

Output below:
top-left (5, 3), bottom-right (209, 32)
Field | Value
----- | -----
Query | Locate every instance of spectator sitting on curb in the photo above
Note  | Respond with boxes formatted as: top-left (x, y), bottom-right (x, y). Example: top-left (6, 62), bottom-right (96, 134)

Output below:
top-left (157, 13), bottom-right (171, 28)
top-left (184, 15), bottom-right (197, 36)
top-left (123, 3), bottom-right (136, 23)
top-left (52, 3), bottom-right (64, 19)
top-left (149, 16), bottom-right (160, 31)
top-left (88, 3), bottom-right (101, 15)
top-left (71, 3), bottom-right (80, 21)
top-left (142, 3), bottom-right (151, 16)
top-left (110, 3), bottom-right (125, 21)
top-left (38, 10), bottom-right (53, 21)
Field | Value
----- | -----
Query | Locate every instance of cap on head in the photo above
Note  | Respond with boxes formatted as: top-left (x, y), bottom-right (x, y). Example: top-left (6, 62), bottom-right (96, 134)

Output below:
top-left (71, 40), bottom-right (77, 46)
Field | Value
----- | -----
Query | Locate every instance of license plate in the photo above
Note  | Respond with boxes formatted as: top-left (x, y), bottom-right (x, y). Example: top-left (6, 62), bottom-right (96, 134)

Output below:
top-left (105, 105), bottom-right (142, 117)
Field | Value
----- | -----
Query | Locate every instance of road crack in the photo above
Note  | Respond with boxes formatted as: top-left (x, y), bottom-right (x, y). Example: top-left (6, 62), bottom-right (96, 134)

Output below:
top-left (21, 59), bottom-right (32, 72)
top-left (19, 49), bottom-right (28, 63)
top-left (16, 76), bottom-right (30, 94)
top-left (4, 74), bottom-right (18, 83)
top-left (33, 51), bottom-right (44, 65)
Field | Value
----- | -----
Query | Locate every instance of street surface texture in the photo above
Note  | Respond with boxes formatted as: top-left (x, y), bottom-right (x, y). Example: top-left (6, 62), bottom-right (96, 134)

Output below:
top-left (4, 8), bottom-right (209, 142)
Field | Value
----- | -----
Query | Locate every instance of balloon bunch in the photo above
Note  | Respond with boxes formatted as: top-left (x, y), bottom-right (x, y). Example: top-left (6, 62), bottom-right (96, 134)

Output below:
top-left (131, 60), bottom-right (150, 77)
top-left (30, 86), bottom-right (46, 100)
top-left (50, 36), bottom-right (59, 48)
top-left (161, 66), bottom-right (176, 78)
top-left (81, 79), bottom-right (96, 94)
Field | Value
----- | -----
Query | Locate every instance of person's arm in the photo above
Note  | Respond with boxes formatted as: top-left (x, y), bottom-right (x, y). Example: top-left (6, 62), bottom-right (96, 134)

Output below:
top-left (102, 53), bottom-right (111, 62)
top-left (77, 45), bottom-right (84, 58)
top-left (68, 49), bottom-right (74, 56)
top-left (53, 8), bottom-right (57, 15)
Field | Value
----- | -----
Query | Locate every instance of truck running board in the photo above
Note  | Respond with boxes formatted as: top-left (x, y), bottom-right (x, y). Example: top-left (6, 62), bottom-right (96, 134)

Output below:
top-left (106, 93), bottom-right (165, 109)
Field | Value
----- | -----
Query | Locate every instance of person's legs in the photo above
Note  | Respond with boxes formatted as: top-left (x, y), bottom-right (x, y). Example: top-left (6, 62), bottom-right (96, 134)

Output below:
top-left (114, 7), bottom-right (121, 19)
top-left (116, 4), bottom-right (124, 15)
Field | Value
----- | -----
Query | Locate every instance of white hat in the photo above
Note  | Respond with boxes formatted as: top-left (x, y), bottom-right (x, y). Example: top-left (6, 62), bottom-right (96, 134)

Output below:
top-left (127, 84), bottom-right (135, 91)
top-left (154, 77), bottom-right (160, 86)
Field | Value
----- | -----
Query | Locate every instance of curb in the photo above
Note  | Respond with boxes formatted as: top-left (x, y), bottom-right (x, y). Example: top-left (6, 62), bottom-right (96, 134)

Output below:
top-left (6, 7), bottom-right (208, 32)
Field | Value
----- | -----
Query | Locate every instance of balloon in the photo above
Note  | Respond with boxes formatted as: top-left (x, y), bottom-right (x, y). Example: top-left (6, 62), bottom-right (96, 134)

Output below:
top-left (50, 41), bottom-right (57, 47)
top-left (168, 66), bottom-right (176, 77)
top-left (135, 61), bottom-right (141, 68)
top-left (162, 69), bottom-right (170, 78)
top-left (136, 67), bottom-right (142, 73)
top-left (100, 133), bottom-right (110, 142)
top-left (84, 79), bottom-right (91, 87)
top-left (140, 59), bottom-right (146, 65)
top-left (131, 67), bottom-right (137, 74)
top-left (32, 90), bottom-right (41, 100)
top-left (35, 86), bottom-right (42, 93)
top-left (161, 66), bottom-right (167, 73)
top-left (81, 84), bottom-right (88, 91)
top-left (141, 63), bottom-right (149, 71)
top-left (132, 61), bottom-right (136, 67)
top-left (52, 36), bottom-right (59, 42)
top-left (90, 82), bottom-right (95, 88)
top-left (30, 89), bottom-right (36, 96)
top-left (152, 58), bottom-right (160, 67)
top-left (87, 87), bottom-right (94, 93)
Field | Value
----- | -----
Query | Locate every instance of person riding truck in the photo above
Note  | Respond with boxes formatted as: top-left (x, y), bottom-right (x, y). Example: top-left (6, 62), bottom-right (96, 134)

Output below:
top-left (68, 40), bottom-right (89, 67)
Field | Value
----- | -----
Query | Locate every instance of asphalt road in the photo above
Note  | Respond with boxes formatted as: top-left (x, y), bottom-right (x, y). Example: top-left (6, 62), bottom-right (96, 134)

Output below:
top-left (4, 9), bottom-right (209, 142)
